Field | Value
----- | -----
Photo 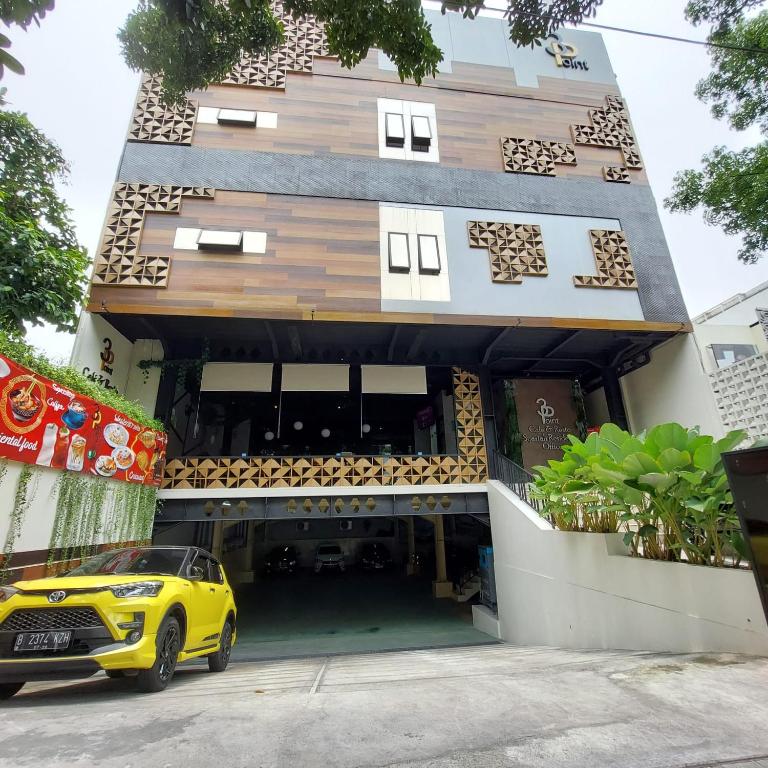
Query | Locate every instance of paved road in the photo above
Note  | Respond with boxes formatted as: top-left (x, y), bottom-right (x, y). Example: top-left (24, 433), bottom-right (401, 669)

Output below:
top-left (1, 644), bottom-right (767, 767)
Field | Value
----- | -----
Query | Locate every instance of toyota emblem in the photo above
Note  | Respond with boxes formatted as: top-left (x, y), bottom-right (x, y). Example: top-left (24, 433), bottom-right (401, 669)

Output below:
top-left (47, 590), bottom-right (67, 604)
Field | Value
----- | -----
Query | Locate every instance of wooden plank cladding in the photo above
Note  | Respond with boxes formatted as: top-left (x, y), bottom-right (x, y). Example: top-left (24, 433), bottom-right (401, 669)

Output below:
top-left (180, 54), bottom-right (645, 183)
top-left (163, 369), bottom-right (488, 489)
top-left (90, 191), bottom-right (381, 316)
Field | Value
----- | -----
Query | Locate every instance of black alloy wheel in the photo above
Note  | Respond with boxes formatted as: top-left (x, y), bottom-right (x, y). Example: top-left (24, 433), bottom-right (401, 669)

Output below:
top-left (0, 682), bottom-right (24, 700)
top-left (136, 615), bottom-right (181, 693)
top-left (208, 620), bottom-right (233, 673)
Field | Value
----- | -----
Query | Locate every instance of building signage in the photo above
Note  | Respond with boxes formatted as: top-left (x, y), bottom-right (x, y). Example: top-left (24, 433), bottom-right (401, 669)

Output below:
top-left (513, 379), bottom-right (579, 470)
top-left (0, 353), bottom-right (166, 486)
top-left (545, 34), bottom-right (589, 71)
top-left (72, 314), bottom-right (133, 394)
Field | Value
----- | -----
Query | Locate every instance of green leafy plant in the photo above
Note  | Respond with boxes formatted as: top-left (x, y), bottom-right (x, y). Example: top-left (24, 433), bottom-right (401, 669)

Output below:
top-left (0, 331), bottom-right (163, 429)
top-left (0, 464), bottom-right (39, 582)
top-left (0, 111), bottom-right (89, 333)
top-left (47, 473), bottom-right (159, 572)
top-left (531, 422), bottom-right (748, 566)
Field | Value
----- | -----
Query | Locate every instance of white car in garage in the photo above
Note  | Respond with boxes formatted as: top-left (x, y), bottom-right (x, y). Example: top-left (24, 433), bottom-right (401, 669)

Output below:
top-left (314, 543), bottom-right (346, 573)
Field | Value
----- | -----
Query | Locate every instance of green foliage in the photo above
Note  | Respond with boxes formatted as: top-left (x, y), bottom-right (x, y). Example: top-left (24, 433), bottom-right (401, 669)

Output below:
top-left (696, 11), bottom-right (768, 133)
top-left (0, 463), bottom-right (38, 582)
top-left (0, 331), bottom-right (164, 429)
top-left (530, 422), bottom-right (748, 567)
top-left (666, 142), bottom-right (768, 264)
top-left (0, 0), bottom-right (55, 77)
top-left (48, 474), bottom-right (159, 571)
top-left (665, 4), bottom-right (768, 263)
top-left (119, 0), bottom-right (442, 106)
top-left (685, 0), bottom-right (764, 32)
top-left (0, 111), bottom-right (88, 333)
top-left (443, 0), bottom-right (603, 47)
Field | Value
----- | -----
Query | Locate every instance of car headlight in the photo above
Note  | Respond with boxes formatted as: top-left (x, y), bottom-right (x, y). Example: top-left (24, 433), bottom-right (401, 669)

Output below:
top-left (0, 585), bottom-right (19, 603)
top-left (109, 581), bottom-right (164, 598)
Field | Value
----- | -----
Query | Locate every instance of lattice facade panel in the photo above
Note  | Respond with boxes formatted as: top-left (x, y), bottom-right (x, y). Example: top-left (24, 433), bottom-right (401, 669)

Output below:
top-left (574, 229), bottom-right (638, 290)
top-left (92, 184), bottom-right (215, 287)
top-left (710, 352), bottom-right (768, 441)
top-left (570, 95), bottom-right (642, 170)
top-left (757, 309), bottom-right (768, 341)
top-left (128, 75), bottom-right (197, 145)
top-left (602, 166), bottom-right (630, 183)
top-left (500, 138), bottom-right (577, 176)
top-left (467, 221), bottom-right (547, 283)
top-left (223, 1), bottom-right (331, 89)
top-left (163, 368), bottom-right (488, 489)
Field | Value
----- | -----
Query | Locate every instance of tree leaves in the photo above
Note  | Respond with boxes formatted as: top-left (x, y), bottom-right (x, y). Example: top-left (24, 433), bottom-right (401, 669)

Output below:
top-left (0, 111), bottom-right (88, 334)
top-left (666, 143), bottom-right (768, 264)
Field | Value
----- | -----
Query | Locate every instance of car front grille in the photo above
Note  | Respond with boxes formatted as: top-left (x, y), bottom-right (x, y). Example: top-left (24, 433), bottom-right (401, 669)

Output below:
top-left (0, 607), bottom-right (105, 632)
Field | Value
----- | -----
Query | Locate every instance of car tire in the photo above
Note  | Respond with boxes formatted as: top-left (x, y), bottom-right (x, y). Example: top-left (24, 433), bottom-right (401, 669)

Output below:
top-left (0, 682), bottom-right (24, 700)
top-left (207, 619), bottom-right (234, 673)
top-left (136, 615), bottom-right (181, 693)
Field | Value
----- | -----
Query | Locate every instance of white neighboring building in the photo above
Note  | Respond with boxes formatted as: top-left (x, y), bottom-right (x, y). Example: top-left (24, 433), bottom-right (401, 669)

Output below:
top-left (585, 281), bottom-right (768, 441)
top-left (694, 282), bottom-right (768, 440)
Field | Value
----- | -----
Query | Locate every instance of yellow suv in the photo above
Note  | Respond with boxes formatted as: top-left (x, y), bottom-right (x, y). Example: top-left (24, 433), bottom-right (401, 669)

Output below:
top-left (0, 546), bottom-right (237, 698)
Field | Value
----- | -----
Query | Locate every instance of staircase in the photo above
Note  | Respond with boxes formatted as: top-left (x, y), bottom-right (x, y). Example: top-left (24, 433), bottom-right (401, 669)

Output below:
top-left (453, 573), bottom-right (481, 602)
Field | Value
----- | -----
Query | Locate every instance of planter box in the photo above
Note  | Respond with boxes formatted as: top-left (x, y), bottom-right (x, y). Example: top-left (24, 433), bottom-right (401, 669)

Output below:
top-left (487, 481), bottom-right (768, 656)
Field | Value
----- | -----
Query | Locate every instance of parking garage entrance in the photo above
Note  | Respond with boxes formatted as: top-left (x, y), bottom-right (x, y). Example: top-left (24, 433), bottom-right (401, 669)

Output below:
top-left (154, 505), bottom-right (497, 661)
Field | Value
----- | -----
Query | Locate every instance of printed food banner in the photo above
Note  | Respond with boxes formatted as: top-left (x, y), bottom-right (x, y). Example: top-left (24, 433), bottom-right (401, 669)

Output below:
top-left (0, 354), bottom-right (167, 486)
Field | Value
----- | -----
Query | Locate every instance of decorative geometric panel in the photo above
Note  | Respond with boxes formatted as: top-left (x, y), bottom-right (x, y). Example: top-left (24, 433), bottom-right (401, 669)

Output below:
top-left (467, 221), bottom-right (547, 284)
top-left (500, 137), bottom-right (577, 176)
top-left (757, 309), bottom-right (768, 341)
top-left (574, 229), bottom-right (637, 290)
top-left (710, 352), bottom-right (768, 441)
top-left (92, 183), bottom-right (215, 287)
top-left (128, 75), bottom-right (197, 145)
top-left (602, 166), bottom-right (630, 183)
top-left (223, 1), bottom-right (331, 89)
top-left (162, 368), bottom-right (487, 489)
top-left (570, 95), bottom-right (642, 170)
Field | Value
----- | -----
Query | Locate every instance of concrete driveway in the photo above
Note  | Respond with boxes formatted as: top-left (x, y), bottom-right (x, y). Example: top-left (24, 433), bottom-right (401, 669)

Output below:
top-left (1, 644), bottom-right (767, 768)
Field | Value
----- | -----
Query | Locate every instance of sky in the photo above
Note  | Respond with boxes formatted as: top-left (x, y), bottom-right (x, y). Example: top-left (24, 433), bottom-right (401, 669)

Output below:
top-left (4, 0), bottom-right (768, 360)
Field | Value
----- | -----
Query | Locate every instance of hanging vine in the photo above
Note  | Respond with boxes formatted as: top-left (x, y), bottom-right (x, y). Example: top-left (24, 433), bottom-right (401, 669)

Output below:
top-left (139, 338), bottom-right (210, 388)
top-left (1, 465), bottom-right (40, 583)
top-left (46, 473), bottom-right (158, 572)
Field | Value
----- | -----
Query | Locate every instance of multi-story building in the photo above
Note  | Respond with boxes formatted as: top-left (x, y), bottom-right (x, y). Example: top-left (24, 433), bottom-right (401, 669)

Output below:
top-left (73, 5), bottom-right (691, 649)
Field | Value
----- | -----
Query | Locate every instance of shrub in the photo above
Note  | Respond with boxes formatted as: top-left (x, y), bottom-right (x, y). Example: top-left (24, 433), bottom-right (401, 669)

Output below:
top-left (530, 422), bottom-right (747, 567)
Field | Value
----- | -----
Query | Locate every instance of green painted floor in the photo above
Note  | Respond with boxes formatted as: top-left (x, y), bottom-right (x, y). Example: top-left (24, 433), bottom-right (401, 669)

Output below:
top-left (231, 571), bottom-right (497, 661)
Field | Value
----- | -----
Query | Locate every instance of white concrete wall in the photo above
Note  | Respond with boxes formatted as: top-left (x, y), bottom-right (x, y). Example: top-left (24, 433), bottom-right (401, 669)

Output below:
top-left (621, 334), bottom-right (724, 438)
top-left (487, 480), bottom-right (768, 655)
top-left (694, 322), bottom-right (767, 374)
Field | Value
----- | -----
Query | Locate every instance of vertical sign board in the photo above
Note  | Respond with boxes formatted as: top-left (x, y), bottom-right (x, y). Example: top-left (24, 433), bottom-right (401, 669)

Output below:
top-left (513, 379), bottom-right (579, 470)
top-left (722, 447), bottom-right (768, 626)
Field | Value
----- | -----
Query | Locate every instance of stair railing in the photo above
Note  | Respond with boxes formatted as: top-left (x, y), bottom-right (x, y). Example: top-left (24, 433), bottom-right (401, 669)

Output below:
top-left (489, 450), bottom-right (543, 513)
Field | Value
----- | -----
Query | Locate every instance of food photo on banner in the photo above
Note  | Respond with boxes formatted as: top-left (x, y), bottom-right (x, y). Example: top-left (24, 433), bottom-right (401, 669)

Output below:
top-left (0, 354), bottom-right (166, 486)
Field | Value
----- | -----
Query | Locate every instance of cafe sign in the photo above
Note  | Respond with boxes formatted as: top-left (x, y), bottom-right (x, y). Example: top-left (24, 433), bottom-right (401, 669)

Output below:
top-left (0, 353), bottom-right (166, 487)
top-left (513, 379), bottom-right (579, 470)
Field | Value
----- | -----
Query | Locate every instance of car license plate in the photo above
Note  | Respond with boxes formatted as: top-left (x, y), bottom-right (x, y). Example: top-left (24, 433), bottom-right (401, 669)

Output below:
top-left (14, 631), bottom-right (72, 652)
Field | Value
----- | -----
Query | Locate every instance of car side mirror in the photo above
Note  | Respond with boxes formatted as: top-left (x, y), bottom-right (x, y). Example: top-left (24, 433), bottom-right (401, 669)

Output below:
top-left (187, 565), bottom-right (205, 582)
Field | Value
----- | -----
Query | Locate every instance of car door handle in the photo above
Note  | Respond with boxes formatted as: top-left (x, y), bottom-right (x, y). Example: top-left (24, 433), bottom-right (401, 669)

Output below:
top-left (209, 588), bottom-right (216, 593)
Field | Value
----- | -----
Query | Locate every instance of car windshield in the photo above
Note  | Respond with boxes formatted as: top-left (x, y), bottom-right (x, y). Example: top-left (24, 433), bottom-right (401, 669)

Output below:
top-left (64, 548), bottom-right (187, 577)
top-left (318, 545), bottom-right (341, 555)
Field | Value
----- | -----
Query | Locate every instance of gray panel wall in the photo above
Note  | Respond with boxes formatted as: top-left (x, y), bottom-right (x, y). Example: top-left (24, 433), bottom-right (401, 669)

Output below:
top-left (380, 204), bottom-right (645, 321)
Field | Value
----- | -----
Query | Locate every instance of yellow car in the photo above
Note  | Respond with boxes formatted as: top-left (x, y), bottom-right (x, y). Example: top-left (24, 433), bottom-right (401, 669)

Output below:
top-left (0, 546), bottom-right (237, 698)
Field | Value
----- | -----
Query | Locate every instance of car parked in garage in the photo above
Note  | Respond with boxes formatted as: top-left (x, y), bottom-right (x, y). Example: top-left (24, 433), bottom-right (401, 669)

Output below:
top-left (314, 544), bottom-right (346, 573)
top-left (264, 546), bottom-right (299, 575)
top-left (359, 543), bottom-right (393, 571)
top-left (0, 546), bottom-right (237, 699)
